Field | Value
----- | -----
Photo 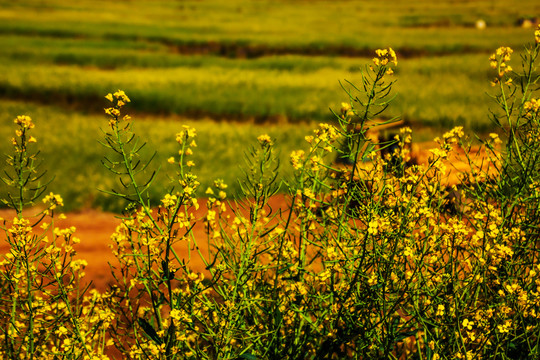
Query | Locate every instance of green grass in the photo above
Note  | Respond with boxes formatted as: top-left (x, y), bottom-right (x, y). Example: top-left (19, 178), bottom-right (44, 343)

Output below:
top-left (0, 52), bottom-right (512, 130)
top-left (0, 99), bottom-right (314, 212)
top-left (0, 0), bottom-right (536, 52)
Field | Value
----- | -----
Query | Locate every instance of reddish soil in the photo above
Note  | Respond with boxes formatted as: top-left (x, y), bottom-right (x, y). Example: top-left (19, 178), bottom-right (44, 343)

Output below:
top-left (0, 195), bottom-right (292, 292)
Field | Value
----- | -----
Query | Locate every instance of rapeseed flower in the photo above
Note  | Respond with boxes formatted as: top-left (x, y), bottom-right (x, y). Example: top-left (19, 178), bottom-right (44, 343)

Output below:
top-left (161, 194), bottom-right (177, 208)
top-left (462, 319), bottom-right (474, 331)
top-left (489, 47), bottom-right (514, 85)
top-left (105, 90), bottom-right (131, 105)
top-left (290, 150), bottom-right (305, 170)
top-left (14, 115), bottom-right (34, 129)
top-left (257, 134), bottom-right (273, 146)
top-left (43, 192), bottom-right (64, 209)
top-left (373, 47), bottom-right (398, 66)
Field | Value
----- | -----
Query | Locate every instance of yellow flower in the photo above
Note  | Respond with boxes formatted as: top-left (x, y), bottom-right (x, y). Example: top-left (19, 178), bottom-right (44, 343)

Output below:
top-left (367, 273), bottom-right (378, 286)
top-left (495, 46), bottom-right (513, 59)
top-left (341, 102), bottom-right (351, 113)
top-left (43, 192), bottom-right (64, 209)
top-left (462, 318), bottom-right (474, 330)
top-left (104, 107), bottom-right (120, 117)
top-left (436, 304), bottom-right (445, 316)
top-left (524, 99), bottom-right (540, 119)
top-left (490, 47), bottom-right (513, 80)
top-left (113, 89), bottom-right (130, 103)
top-left (70, 259), bottom-right (88, 272)
top-left (14, 115), bottom-right (35, 129)
top-left (310, 155), bottom-right (323, 172)
top-left (497, 320), bottom-right (512, 333)
top-left (175, 127), bottom-right (193, 144)
top-left (488, 133), bottom-right (502, 145)
top-left (403, 246), bottom-right (414, 258)
top-left (442, 126), bottom-right (464, 144)
top-left (161, 194), bottom-right (177, 208)
top-left (182, 125), bottom-right (197, 138)
top-left (389, 47), bottom-right (398, 65)
top-left (214, 179), bottom-right (228, 190)
top-left (257, 134), bottom-right (273, 146)
top-left (290, 150), bottom-right (305, 170)
top-left (429, 147), bottom-right (448, 160)
top-left (56, 326), bottom-right (68, 336)
top-left (368, 220), bottom-right (379, 235)
top-left (206, 210), bottom-right (216, 222)
top-left (374, 47), bottom-right (398, 66)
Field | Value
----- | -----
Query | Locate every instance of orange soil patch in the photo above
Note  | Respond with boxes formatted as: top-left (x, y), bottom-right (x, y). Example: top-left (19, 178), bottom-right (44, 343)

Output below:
top-left (0, 209), bottom-right (122, 292)
top-left (0, 195), bottom-right (292, 292)
top-left (411, 142), bottom-right (499, 186)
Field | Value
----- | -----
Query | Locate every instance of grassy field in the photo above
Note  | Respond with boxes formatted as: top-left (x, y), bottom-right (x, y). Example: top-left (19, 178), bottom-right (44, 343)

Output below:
top-left (0, 0), bottom-right (538, 210)
top-left (0, 0), bottom-right (537, 127)
top-left (0, 51), bottom-right (505, 129)
top-left (0, 99), bottom-right (315, 211)
top-left (0, 0), bottom-right (535, 52)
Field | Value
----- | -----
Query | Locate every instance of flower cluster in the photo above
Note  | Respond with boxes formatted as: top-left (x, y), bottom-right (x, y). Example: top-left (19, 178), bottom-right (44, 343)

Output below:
top-left (489, 46), bottom-right (514, 86)
top-left (104, 90), bottom-right (131, 127)
top-left (373, 47), bottom-right (398, 75)
top-left (171, 125), bottom-right (197, 168)
top-left (257, 133), bottom-right (273, 147)
top-left (0, 193), bottom-right (113, 359)
top-left (340, 101), bottom-right (355, 121)
top-left (14, 114), bottom-right (35, 129)
top-left (373, 47), bottom-right (398, 66)
top-left (524, 98), bottom-right (540, 119)
top-left (43, 192), bottom-right (64, 210)
top-left (11, 115), bottom-right (37, 150)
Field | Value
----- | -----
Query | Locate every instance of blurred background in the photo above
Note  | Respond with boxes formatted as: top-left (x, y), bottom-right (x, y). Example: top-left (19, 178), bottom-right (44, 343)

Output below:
top-left (0, 0), bottom-right (538, 211)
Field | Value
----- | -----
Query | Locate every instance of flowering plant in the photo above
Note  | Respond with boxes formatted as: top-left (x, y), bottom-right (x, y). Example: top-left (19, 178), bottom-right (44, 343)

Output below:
top-left (1, 26), bottom-right (540, 360)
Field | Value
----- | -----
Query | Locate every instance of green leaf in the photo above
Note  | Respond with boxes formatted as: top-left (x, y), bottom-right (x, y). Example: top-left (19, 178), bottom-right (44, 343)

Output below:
top-left (138, 317), bottom-right (163, 345)
top-left (238, 352), bottom-right (257, 360)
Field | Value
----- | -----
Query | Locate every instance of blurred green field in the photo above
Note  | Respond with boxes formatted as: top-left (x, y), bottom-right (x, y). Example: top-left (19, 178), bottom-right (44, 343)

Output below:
top-left (0, 50), bottom-right (506, 129)
top-left (0, 99), bottom-right (315, 211)
top-left (0, 0), bottom-right (538, 210)
top-left (0, 0), bottom-right (535, 53)
top-left (0, 0), bottom-right (537, 127)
